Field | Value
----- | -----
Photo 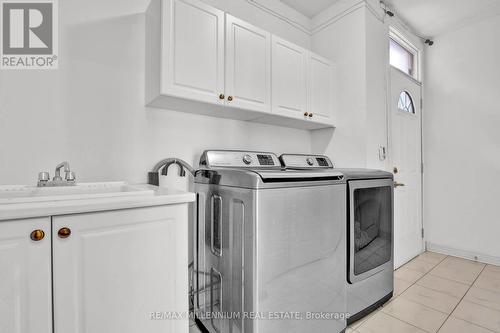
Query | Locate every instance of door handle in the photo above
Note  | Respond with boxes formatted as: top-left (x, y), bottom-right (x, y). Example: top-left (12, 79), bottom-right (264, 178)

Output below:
top-left (210, 194), bottom-right (222, 257)
top-left (394, 182), bottom-right (405, 188)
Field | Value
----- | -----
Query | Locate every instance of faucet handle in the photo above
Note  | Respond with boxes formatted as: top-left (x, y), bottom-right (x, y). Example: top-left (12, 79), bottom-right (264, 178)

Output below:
top-left (38, 172), bottom-right (50, 182)
top-left (65, 171), bottom-right (76, 182)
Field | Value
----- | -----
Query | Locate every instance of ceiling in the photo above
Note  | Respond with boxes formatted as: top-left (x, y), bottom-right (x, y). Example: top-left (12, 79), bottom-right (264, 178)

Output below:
top-left (279, 0), bottom-right (341, 18)
top-left (279, 0), bottom-right (500, 37)
top-left (388, 0), bottom-right (500, 37)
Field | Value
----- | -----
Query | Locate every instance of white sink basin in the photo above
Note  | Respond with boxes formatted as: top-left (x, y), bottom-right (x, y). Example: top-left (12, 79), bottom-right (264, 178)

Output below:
top-left (0, 182), bottom-right (155, 204)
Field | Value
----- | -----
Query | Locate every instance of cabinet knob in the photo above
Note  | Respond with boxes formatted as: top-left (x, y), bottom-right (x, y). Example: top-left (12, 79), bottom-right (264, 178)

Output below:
top-left (30, 229), bottom-right (45, 241)
top-left (304, 112), bottom-right (309, 117)
top-left (219, 93), bottom-right (225, 100)
top-left (227, 96), bottom-right (233, 101)
top-left (58, 227), bottom-right (71, 239)
top-left (309, 113), bottom-right (313, 118)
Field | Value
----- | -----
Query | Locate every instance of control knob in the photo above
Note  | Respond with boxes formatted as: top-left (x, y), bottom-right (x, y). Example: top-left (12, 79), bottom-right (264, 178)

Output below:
top-left (242, 154), bottom-right (253, 165)
top-left (306, 158), bottom-right (314, 166)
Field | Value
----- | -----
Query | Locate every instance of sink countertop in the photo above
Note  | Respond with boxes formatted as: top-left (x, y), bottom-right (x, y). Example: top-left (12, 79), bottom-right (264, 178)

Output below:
top-left (0, 184), bottom-right (195, 221)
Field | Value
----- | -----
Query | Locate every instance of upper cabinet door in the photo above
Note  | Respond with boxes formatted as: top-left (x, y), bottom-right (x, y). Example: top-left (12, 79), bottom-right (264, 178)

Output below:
top-left (308, 52), bottom-right (335, 124)
top-left (225, 15), bottom-right (271, 113)
top-left (162, 0), bottom-right (225, 105)
top-left (0, 217), bottom-right (52, 333)
top-left (271, 36), bottom-right (308, 119)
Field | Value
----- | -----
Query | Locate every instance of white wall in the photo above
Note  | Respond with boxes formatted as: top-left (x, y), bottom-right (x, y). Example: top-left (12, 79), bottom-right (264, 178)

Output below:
top-left (310, 6), bottom-right (368, 167)
top-left (365, 9), bottom-right (390, 170)
top-left (0, 0), bottom-right (312, 185)
top-left (424, 15), bottom-right (500, 262)
top-left (311, 2), bottom-right (391, 170)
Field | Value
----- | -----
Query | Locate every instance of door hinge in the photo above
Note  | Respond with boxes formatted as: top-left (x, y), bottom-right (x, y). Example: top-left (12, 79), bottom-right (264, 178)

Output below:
top-left (421, 163), bottom-right (424, 174)
top-left (420, 98), bottom-right (423, 110)
top-left (421, 228), bottom-right (425, 238)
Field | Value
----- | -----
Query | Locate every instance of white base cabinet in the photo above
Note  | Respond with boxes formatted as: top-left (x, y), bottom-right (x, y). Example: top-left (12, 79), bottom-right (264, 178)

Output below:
top-left (0, 205), bottom-right (189, 333)
top-left (146, 0), bottom-right (336, 130)
top-left (0, 218), bottom-right (52, 333)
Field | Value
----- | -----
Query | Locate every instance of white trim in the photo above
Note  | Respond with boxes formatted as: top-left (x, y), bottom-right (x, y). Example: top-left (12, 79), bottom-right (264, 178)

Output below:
top-left (245, 0), bottom-right (312, 35)
top-left (311, 1), bottom-right (365, 35)
top-left (427, 242), bottom-right (500, 267)
top-left (390, 27), bottom-right (421, 82)
top-left (245, 0), bottom-right (385, 36)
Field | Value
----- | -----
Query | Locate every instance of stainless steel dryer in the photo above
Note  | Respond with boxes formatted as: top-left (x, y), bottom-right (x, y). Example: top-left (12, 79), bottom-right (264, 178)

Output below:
top-left (193, 150), bottom-right (347, 333)
top-left (280, 154), bottom-right (394, 325)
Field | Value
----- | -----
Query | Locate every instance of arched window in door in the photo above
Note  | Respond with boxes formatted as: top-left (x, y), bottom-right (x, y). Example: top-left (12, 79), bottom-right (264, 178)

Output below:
top-left (397, 91), bottom-right (415, 114)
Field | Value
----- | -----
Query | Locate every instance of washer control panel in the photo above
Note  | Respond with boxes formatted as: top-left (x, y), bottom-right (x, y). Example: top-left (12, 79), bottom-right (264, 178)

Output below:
top-left (200, 151), bottom-right (281, 169)
top-left (280, 154), bottom-right (334, 169)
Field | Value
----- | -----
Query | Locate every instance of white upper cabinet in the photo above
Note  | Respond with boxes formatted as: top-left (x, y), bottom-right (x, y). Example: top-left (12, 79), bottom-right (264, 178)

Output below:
top-left (308, 52), bottom-right (336, 124)
top-left (271, 36), bottom-right (308, 119)
top-left (162, 0), bottom-right (225, 105)
top-left (0, 217), bottom-right (52, 333)
top-left (225, 14), bottom-right (272, 113)
top-left (147, 0), bottom-right (336, 129)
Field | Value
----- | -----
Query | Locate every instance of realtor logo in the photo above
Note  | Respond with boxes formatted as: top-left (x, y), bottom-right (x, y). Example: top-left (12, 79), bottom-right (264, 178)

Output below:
top-left (1, 0), bottom-right (58, 69)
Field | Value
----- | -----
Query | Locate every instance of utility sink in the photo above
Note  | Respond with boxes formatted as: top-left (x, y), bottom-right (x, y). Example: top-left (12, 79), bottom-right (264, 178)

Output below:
top-left (0, 182), bottom-right (155, 204)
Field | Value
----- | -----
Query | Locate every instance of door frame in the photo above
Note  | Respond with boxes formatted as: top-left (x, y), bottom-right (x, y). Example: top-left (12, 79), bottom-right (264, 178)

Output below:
top-left (386, 27), bottom-right (425, 266)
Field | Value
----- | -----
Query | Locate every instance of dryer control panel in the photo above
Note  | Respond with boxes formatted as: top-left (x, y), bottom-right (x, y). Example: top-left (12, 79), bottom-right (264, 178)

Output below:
top-left (280, 154), bottom-right (334, 169)
top-left (199, 150), bottom-right (282, 169)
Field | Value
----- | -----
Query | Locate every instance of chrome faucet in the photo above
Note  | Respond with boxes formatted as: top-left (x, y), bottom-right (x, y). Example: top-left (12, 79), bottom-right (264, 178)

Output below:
top-left (148, 158), bottom-right (195, 186)
top-left (38, 161), bottom-right (77, 187)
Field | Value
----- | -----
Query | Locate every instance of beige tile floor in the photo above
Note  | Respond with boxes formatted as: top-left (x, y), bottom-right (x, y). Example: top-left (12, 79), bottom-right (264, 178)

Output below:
top-left (351, 252), bottom-right (500, 333)
top-left (190, 252), bottom-right (500, 333)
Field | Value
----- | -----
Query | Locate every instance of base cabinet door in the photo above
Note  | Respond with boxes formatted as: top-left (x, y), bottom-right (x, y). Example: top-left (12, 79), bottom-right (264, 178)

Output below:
top-left (308, 52), bottom-right (335, 124)
top-left (0, 217), bottom-right (52, 333)
top-left (52, 205), bottom-right (189, 333)
top-left (225, 14), bottom-right (272, 113)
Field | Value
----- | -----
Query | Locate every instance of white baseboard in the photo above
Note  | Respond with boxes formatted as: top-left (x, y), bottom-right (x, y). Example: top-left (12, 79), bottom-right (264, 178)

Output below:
top-left (426, 242), bottom-right (500, 266)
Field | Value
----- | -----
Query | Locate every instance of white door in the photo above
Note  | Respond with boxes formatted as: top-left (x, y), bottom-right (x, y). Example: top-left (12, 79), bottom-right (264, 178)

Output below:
top-left (307, 52), bottom-right (335, 124)
top-left (225, 14), bottom-right (271, 113)
top-left (271, 36), bottom-right (308, 119)
top-left (53, 205), bottom-right (189, 333)
top-left (0, 217), bottom-right (52, 333)
top-left (390, 68), bottom-right (423, 268)
top-left (162, 0), bottom-right (225, 105)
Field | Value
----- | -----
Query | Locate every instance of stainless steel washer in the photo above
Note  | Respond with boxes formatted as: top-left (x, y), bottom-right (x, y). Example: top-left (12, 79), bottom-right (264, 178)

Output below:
top-left (193, 150), bottom-right (347, 333)
top-left (280, 154), bottom-right (394, 325)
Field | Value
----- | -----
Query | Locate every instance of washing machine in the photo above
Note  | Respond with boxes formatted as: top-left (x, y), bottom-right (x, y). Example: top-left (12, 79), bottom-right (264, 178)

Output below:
top-left (193, 150), bottom-right (347, 333)
top-left (280, 154), bottom-right (394, 325)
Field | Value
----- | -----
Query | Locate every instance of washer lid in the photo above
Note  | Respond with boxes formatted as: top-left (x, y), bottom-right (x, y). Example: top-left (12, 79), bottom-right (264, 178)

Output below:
top-left (195, 168), bottom-right (344, 188)
top-left (280, 154), bottom-right (334, 169)
top-left (257, 169), bottom-right (343, 181)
